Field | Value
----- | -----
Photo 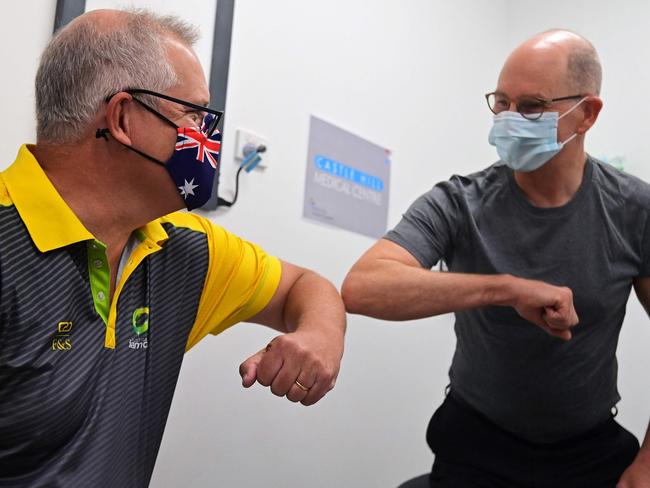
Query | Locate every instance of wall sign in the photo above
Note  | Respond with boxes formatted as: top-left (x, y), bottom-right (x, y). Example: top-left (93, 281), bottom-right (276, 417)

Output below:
top-left (303, 116), bottom-right (391, 239)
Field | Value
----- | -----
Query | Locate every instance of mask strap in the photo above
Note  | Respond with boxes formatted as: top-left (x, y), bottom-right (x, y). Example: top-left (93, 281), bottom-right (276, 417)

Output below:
top-left (95, 128), bottom-right (167, 167)
top-left (121, 144), bottom-right (168, 167)
top-left (558, 96), bottom-right (589, 145)
top-left (560, 132), bottom-right (579, 146)
top-left (558, 96), bottom-right (588, 120)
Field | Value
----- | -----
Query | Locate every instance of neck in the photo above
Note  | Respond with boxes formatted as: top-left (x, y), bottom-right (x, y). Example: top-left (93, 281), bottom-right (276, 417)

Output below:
top-left (31, 140), bottom-right (182, 248)
top-left (513, 142), bottom-right (587, 208)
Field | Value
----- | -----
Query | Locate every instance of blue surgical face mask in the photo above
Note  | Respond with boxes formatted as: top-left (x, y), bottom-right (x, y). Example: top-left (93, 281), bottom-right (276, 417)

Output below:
top-left (488, 97), bottom-right (586, 172)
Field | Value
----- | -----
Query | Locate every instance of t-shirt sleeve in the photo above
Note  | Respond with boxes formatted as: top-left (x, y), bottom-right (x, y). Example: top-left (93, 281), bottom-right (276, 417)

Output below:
top-left (185, 219), bottom-right (282, 351)
top-left (640, 209), bottom-right (650, 277)
top-left (385, 180), bottom-right (462, 269)
top-left (623, 174), bottom-right (650, 277)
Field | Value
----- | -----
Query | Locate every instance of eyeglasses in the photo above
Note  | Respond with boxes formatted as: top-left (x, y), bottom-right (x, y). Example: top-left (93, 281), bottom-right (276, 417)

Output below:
top-left (106, 88), bottom-right (224, 137)
top-left (485, 92), bottom-right (584, 120)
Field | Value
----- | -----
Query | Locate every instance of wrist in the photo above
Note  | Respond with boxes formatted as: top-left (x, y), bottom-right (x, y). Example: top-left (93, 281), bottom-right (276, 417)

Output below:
top-left (486, 274), bottom-right (520, 307)
top-left (292, 319), bottom-right (346, 344)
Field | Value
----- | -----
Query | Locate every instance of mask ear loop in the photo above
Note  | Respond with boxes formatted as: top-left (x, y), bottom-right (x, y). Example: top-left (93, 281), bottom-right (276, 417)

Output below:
top-left (95, 127), bottom-right (168, 167)
top-left (557, 96), bottom-right (589, 145)
top-left (559, 132), bottom-right (579, 146)
top-left (558, 96), bottom-right (588, 120)
top-left (95, 96), bottom-right (180, 167)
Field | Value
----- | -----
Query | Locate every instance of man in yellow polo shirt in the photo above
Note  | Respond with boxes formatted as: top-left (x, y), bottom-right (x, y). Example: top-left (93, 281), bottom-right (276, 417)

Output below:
top-left (0, 9), bottom-right (345, 488)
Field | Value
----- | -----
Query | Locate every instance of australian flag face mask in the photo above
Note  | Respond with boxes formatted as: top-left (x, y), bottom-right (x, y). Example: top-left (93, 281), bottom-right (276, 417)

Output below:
top-left (97, 88), bottom-right (224, 210)
top-left (165, 113), bottom-right (222, 210)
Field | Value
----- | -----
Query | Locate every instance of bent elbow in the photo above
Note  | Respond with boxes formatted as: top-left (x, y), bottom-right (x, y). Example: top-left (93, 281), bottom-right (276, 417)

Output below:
top-left (341, 273), bottom-right (368, 315)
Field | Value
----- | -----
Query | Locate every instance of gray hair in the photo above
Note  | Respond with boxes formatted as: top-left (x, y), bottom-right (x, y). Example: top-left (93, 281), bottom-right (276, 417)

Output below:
top-left (35, 9), bottom-right (200, 143)
top-left (566, 41), bottom-right (602, 96)
top-left (539, 29), bottom-right (602, 96)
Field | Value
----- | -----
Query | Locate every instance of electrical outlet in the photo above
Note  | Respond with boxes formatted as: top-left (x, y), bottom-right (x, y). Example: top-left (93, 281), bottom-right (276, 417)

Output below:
top-left (235, 129), bottom-right (268, 168)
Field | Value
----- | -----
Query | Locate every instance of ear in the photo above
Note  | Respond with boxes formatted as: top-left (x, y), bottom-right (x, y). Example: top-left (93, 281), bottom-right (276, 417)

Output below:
top-left (576, 96), bottom-right (603, 135)
top-left (104, 92), bottom-right (136, 146)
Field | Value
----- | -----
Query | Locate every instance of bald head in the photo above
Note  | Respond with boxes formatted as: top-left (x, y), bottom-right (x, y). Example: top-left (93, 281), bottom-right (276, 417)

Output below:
top-left (36, 8), bottom-right (201, 143)
top-left (500, 29), bottom-right (601, 98)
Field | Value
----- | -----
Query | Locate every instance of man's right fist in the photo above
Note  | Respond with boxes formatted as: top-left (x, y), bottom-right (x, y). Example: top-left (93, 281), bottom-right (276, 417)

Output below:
top-left (509, 276), bottom-right (579, 340)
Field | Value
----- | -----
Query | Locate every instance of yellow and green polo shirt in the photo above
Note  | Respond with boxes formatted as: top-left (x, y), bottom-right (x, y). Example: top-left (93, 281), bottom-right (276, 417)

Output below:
top-left (0, 145), bottom-right (281, 487)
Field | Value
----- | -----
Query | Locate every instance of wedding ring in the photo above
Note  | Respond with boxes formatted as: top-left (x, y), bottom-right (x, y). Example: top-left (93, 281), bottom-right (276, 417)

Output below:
top-left (294, 380), bottom-right (309, 392)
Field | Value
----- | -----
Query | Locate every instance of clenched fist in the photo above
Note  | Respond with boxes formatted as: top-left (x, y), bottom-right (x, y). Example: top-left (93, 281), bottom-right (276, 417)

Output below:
top-left (509, 276), bottom-right (579, 340)
top-left (239, 330), bottom-right (343, 406)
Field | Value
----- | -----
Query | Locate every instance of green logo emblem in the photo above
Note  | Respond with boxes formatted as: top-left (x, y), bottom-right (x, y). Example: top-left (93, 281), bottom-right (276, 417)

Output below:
top-left (132, 307), bottom-right (150, 336)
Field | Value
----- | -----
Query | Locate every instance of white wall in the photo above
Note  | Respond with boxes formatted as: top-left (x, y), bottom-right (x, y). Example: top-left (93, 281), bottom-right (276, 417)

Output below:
top-left (504, 0), bottom-right (650, 453)
top-left (1, 1), bottom-right (56, 166)
top-left (154, 1), bottom-right (508, 486)
top-left (7, 1), bottom-right (650, 488)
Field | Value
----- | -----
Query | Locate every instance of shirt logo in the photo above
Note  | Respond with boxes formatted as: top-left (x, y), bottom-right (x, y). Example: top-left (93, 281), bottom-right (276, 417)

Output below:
top-left (132, 307), bottom-right (150, 335)
top-left (129, 307), bottom-right (149, 350)
top-left (52, 321), bottom-right (73, 351)
top-left (58, 321), bottom-right (73, 333)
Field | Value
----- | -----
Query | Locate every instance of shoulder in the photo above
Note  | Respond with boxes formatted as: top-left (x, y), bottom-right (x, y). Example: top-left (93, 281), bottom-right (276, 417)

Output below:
top-left (589, 156), bottom-right (650, 210)
top-left (451, 161), bottom-right (509, 192)
top-left (419, 162), bottom-right (509, 206)
top-left (157, 212), bottom-right (240, 257)
top-left (159, 212), bottom-right (214, 234)
top-left (158, 212), bottom-right (275, 263)
top-left (159, 212), bottom-right (235, 242)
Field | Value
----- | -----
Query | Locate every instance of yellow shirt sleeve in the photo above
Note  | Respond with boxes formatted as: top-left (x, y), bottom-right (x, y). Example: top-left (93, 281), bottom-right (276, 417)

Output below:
top-left (162, 213), bottom-right (282, 351)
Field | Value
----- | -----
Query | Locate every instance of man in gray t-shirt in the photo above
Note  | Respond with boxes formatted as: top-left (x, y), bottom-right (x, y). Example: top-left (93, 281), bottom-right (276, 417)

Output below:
top-left (343, 30), bottom-right (650, 487)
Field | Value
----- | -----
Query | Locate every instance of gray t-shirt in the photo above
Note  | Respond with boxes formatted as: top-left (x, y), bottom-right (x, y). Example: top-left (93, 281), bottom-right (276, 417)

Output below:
top-left (385, 156), bottom-right (650, 443)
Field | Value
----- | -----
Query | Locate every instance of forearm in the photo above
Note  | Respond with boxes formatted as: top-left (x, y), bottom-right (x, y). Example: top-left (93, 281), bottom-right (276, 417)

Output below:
top-left (282, 270), bottom-right (346, 340)
top-left (342, 260), bottom-right (520, 321)
top-left (241, 267), bottom-right (346, 405)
